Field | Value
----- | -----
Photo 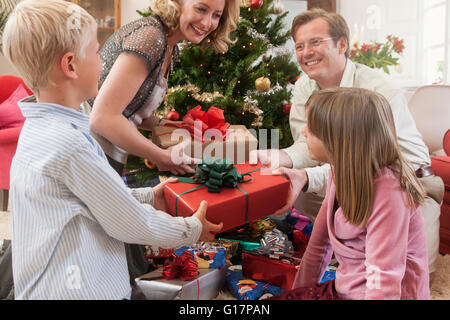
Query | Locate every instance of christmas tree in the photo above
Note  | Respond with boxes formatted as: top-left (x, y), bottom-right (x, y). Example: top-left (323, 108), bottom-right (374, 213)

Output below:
top-left (126, 0), bottom-right (301, 185)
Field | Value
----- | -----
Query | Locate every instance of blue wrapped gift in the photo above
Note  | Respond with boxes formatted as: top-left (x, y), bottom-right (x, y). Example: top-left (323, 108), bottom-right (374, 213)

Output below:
top-left (320, 264), bottom-right (337, 284)
top-left (225, 265), bottom-right (283, 300)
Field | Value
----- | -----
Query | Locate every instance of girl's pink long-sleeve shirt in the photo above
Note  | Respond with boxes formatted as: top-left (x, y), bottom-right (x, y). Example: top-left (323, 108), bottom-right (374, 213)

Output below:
top-left (292, 168), bottom-right (430, 300)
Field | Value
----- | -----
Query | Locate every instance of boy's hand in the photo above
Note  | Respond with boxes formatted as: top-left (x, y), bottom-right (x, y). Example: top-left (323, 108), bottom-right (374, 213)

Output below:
top-left (193, 201), bottom-right (223, 241)
top-left (272, 167), bottom-right (308, 216)
top-left (152, 177), bottom-right (178, 211)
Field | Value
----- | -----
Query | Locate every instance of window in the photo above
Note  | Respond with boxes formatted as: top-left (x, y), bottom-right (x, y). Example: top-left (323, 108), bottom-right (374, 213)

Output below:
top-left (340, 0), bottom-right (450, 87)
top-left (422, 0), bottom-right (449, 84)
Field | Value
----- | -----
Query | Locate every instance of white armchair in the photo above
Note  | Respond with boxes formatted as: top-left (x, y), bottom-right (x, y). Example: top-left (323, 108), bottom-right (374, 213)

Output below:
top-left (409, 85), bottom-right (450, 255)
top-left (408, 85), bottom-right (450, 154)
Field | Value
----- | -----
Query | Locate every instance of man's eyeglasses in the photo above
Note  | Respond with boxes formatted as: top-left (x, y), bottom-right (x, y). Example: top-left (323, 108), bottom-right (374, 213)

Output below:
top-left (295, 37), bottom-right (335, 52)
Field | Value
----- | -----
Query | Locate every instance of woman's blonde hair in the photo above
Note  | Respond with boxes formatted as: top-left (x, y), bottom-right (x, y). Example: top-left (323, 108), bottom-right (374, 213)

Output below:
top-left (2, 0), bottom-right (96, 93)
top-left (149, 0), bottom-right (239, 53)
top-left (306, 87), bottom-right (425, 227)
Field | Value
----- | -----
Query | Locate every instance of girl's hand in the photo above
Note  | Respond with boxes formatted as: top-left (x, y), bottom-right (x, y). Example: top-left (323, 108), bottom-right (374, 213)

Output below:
top-left (272, 167), bottom-right (309, 216)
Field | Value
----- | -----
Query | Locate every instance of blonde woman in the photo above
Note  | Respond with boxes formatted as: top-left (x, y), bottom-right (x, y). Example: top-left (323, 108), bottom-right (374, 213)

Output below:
top-left (88, 0), bottom-right (239, 283)
top-left (271, 88), bottom-right (429, 300)
top-left (89, 0), bottom-right (239, 175)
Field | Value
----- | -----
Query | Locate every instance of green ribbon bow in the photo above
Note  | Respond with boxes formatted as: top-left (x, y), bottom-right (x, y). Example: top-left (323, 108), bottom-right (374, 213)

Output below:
top-left (178, 158), bottom-right (251, 193)
top-left (173, 157), bottom-right (265, 224)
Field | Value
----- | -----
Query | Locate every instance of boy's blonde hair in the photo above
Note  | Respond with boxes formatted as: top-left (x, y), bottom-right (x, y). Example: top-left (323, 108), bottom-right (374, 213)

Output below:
top-left (2, 0), bottom-right (96, 93)
top-left (306, 87), bottom-right (425, 227)
top-left (149, 0), bottom-right (239, 53)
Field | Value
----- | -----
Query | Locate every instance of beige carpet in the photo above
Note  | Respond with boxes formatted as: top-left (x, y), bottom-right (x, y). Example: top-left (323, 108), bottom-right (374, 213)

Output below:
top-left (1, 209), bottom-right (449, 300)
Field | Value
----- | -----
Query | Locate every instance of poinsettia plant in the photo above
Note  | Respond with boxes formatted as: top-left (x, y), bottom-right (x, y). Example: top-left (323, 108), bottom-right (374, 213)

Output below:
top-left (350, 35), bottom-right (405, 74)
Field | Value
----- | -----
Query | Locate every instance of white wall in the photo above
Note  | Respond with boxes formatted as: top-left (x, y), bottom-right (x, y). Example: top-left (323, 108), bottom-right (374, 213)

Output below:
top-left (0, 54), bottom-right (19, 76)
top-left (282, 0), bottom-right (308, 63)
top-left (121, 0), bottom-right (150, 26)
top-left (337, 0), bottom-right (422, 88)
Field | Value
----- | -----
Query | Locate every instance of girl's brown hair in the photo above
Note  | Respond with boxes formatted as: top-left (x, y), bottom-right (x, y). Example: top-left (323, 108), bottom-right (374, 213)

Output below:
top-left (306, 87), bottom-right (425, 227)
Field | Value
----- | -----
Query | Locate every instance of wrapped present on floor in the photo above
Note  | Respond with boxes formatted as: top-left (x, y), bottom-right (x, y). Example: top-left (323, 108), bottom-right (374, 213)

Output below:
top-left (145, 246), bottom-right (174, 261)
top-left (241, 251), bottom-right (301, 290)
top-left (320, 264), bottom-right (337, 284)
top-left (203, 240), bottom-right (239, 263)
top-left (225, 265), bottom-right (283, 300)
top-left (164, 160), bottom-right (289, 232)
top-left (152, 106), bottom-right (258, 164)
top-left (216, 222), bottom-right (266, 264)
top-left (292, 229), bottom-right (310, 258)
top-left (288, 207), bottom-right (312, 231)
top-left (242, 229), bottom-right (301, 289)
top-left (249, 217), bottom-right (277, 238)
top-left (174, 243), bottom-right (227, 269)
top-left (135, 251), bottom-right (226, 300)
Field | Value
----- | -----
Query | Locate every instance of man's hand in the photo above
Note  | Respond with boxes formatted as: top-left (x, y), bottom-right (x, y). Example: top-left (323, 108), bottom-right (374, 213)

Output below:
top-left (193, 201), bottom-right (223, 241)
top-left (152, 177), bottom-right (178, 211)
top-left (249, 149), bottom-right (294, 169)
top-left (272, 167), bottom-right (308, 216)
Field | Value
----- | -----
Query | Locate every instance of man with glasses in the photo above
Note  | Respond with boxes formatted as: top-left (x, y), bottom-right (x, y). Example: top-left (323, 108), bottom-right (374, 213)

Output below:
top-left (251, 8), bottom-right (443, 281)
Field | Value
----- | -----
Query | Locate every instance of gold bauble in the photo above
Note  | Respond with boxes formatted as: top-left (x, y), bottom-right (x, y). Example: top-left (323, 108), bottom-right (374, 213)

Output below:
top-left (255, 77), bottom-right (271, 92)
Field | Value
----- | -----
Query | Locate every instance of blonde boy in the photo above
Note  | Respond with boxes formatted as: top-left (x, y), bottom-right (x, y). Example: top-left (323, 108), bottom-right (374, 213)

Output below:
top-left (3, 0), bottom-right (220, 300)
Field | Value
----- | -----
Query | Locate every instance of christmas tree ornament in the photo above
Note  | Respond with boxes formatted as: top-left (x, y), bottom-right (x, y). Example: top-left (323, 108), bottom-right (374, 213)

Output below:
top-left (273, 0), bottom-right (284, 14)
top-left (245, 26), bottom-right (269, 42)
top-left (262, 53), bottom-right (272, 63)
top-left (255, 76), bottom-right (271, 92)
top-left (251, 0), bottom-right (263, 10)
top-left (127, 2), bottom-right (302, 185)
top-left (166, 108), bottom-right (180, 121)
top-left (144, 159), bottom-right (156, 169)
top-left (291, 75), bottom-right (301, 84)
top-left (282, 103), bottom-right (292, 115)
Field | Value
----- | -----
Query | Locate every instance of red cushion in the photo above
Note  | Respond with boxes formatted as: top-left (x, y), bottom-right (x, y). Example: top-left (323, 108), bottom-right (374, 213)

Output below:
top-left (0, 83), bottom-right (28, 129)
top-left (444, 129), bottom-right (450, 156)
top-left (0, 127), bottom-right (22, 190)
top-left (431, 156), bottom-right (450, 184)
top-left (0, 75), bottom-right (33, 103)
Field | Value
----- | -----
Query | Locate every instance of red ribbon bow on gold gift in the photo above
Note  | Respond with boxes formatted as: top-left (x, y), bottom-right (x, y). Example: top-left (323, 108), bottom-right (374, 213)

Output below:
top-left (164, 105), bottom-right (230, 142)
top-left (162, 251), bottom-right (199, 281)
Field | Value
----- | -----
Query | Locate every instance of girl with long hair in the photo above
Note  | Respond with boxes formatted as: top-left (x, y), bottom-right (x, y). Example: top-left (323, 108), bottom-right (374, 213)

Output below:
top-left (272, 87), bottom-right (429, 300)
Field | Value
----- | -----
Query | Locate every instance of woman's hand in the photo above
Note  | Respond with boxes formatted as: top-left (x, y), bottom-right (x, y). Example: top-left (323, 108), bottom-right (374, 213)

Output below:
top-left (153, 143), bottom-right (198, 176)
top-left (159, 119), bottom-right (180, 126)
top-left (272, 167), bottom-right (309, 216)
top-left (152, 177), bottom-right (178, 211)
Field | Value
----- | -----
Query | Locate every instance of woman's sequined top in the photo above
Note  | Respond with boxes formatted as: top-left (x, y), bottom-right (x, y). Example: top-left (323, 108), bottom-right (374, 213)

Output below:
top-left (87, 14), bottom-right (179, 164)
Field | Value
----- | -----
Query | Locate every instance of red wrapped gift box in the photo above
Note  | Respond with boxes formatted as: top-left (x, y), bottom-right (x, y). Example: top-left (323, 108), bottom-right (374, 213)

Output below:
top-left (163, 162), bottom-right (289, 232)
top-left (242, 251), bottom-right (301, 290)
top-left (292, 230), bottom-right (310, 258)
